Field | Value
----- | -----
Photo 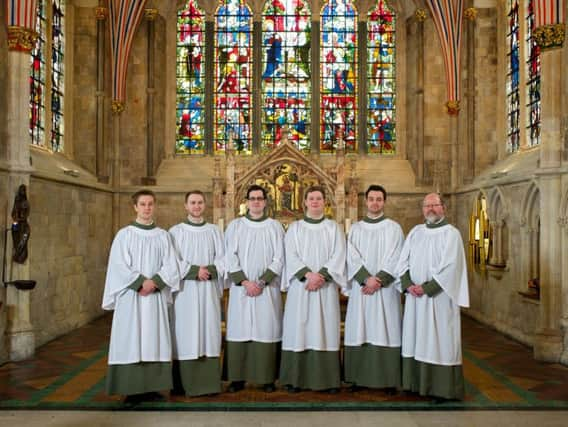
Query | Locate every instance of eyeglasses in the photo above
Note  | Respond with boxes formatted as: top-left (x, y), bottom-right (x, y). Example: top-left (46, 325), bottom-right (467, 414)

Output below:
top-left (422, 203), bottom-right (443, 209)
top-left (247, 197), bottom-right (265, 202)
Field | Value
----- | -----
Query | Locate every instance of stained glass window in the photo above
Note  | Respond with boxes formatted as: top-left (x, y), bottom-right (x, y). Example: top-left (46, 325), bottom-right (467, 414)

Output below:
top-left (320, 0), bottom-right (357, 152)
top-left (506, 0), bottom-right (520, 153)
top-left (214, 0), bottom-right (253, 154)
top-left (367, 0), bottom-right (395, 154)
top-left (30, 0), bottom-right (47, 147)
top-left (176, 0), bottom-right (206, 154)
top-left (261, 0), bottom-right (311, 152)
top-left (525, 0), bottom-right (540, 147)
top-left (51, 0), bottom-right (65, 152)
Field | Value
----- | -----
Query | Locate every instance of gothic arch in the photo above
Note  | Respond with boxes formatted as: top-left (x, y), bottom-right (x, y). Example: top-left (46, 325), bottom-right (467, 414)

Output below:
top-left (521, 180), bottom-right (540, 227)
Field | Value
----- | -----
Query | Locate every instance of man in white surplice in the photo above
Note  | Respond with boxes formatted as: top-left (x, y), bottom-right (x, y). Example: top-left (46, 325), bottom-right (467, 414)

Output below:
top-left (344, 185), bottom-right (404, 393)
top-left (280, 185), bottom-right (346, 393)
top-left (224, 184), bottom-right (285, 393)
top-left (169, 191), bottom-right (225, 397)
top-left (102, 190), bottom-right (180, 404)
top-left (397, 193), bottom-right (469, 401)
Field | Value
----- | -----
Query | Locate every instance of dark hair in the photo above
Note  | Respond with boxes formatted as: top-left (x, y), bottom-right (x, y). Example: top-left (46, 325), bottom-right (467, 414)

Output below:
top-left (246, 184), bottom-right (267, 200)
top-left (304, 185), bottom-right (326, 201)
top-left (185, 190), bottom-right (205, 203)
top-left (365, 185), bottom-right (387, 201)
top-left (132, 189), bottom-right (156, 205)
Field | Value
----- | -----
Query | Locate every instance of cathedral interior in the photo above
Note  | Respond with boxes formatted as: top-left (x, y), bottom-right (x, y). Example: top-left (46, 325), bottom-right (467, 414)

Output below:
top-left (1, 0), bottom-right (568, 414)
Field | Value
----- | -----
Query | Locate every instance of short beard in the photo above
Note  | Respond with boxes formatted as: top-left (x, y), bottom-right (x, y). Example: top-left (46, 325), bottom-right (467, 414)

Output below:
top-left (425, 214), bottom-right (442, 224)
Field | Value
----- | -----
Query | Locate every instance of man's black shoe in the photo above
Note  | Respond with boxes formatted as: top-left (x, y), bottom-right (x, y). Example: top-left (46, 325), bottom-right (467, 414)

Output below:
top-left (263, 383), bottom-right (276, 393)
top-left (227, 381), bottom-right (245, 393)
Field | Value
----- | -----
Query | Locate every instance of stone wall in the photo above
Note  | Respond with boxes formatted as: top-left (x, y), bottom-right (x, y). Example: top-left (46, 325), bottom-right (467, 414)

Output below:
top-left (28, 178), bottom-right (113, 347)
top-left (72, 5), bottom-right (99, 175)
top-left (0, 171), bottom-right (9, 364)
top-left (473, 8), bottom-right (499, 175)
top-left (120, 23), bottom-right (149, 186)
top-left (455, 176), bottom-right (541, 347)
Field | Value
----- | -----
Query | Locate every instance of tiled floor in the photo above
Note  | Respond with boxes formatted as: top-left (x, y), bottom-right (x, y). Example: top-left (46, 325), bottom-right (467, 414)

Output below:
top-left (1, 313), bottom-right (568, 410)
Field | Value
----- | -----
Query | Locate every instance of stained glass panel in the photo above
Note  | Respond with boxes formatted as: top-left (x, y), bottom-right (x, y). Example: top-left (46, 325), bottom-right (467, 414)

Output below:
top-left (367, 0), bottom-right (395, 154)
top-left (214, 0), bottom-right (253, 154)
top-left (506, 0), bottom-right (520, 153)
top-left (261, 0), bottom-right (311, 152)
top-left (176, 0), bottom-right (206, 155)
top-left (320, 0), bottom-right (357, 152)
top-left (51, 0), bottom-right (65, 152)
top-left (526, 0), bottom-right (540, 147)
top-left (30, 0), bottom-right (46, 147)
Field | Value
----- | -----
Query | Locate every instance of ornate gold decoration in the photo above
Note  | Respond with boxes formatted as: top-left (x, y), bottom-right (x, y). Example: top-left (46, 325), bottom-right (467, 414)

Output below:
top-left (145, 8), bottom-right (159, 21)
top-left (95, 6), bottom-right (108, 20)
top-left (446, 100), bottom-right (460, 115)
top-left (415, 8), bottom-right (427, 22)
top-left (111, 100), bottom-right (125, 114)
top-left (533, 24), bottom-right (565, 50)
top-left (464, 7), bottom-right (477, 21)
top-left (7, 26), bottom-right (38, 52)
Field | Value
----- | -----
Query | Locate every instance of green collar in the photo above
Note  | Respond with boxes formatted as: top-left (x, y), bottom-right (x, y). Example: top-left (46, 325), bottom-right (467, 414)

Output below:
top-left (363, 214), bottom-right (387, 224)
top-left (185, 219), bottom-right (206, 227)
top-left (303, 215), bottom-right (325, 224)
top-left (246, 213), bottom-right (268, 222)
top-left (131, 221), bottom-right (156, 230)
top-left (425, 218), bottom-right (448, 229)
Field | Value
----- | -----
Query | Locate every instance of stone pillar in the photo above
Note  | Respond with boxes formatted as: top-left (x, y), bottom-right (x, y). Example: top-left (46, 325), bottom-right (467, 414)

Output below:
top-left (142, 8), bottom-right (158, 185)
top-left (4, 24), bottom-right (38, 361)
top-left (95, 5), bottom-right (108, 183)
top-left (414, 9), bottom-right (426, 184)
top-left (334, 143), bottom-right (345, 227)
top-left (464, 6), bottom-right (476, 182)
top-left (534, 46), bottom-right (563, 362)
top-left (204, 21), bottom-right (214, 155)
top-left (357, 21), bottom-right (367, 155)
top-left (310, 21), bottom-right (320, 155)
top-left (252, 20), bottom-right (262, 155)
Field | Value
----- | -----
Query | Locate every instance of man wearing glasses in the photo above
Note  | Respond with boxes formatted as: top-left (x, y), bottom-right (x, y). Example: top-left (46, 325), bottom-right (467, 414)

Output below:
top-left (397, 193), bottom-right (469, 402)
top-left (224, 184), bottom-right (285, 393)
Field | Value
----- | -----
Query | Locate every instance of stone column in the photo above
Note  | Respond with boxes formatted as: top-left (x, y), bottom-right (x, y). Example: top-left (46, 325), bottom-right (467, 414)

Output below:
top-left (414, 9), bottom-right (426, 184)
top-left (464, 6), bottom-right (477, 182)
top-left (310, 21), bottom-right (320, 155)
top-left (4, 24), bottom-right (38, 361)
top-left (252, 20), bottom-right (262, 155)
top-left (204, 20), bottom-right (214, 155)
top-left (334, 142), bottom-right (346, 227)
top-left (357, 21), bottom-right (367, 155)
top-left (142, 8), bottom-right (158, 185)
top-left (534, 45), bottom-right (563, 362)
top-left (95, 5), bottom-right (108, 183)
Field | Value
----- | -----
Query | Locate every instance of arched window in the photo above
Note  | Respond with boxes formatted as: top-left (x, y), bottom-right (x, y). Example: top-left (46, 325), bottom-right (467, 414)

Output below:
top-left (261, 0), bottom-right (311, 152)
top-left (525, 0), bottom-right (540, 147)
top-left (506, 0), bottom-right (520, 153)
top-left (367, 0), bottom-right (396, 154)
top-left (30, 0), bottom-right (65, 152)
top-left (214, 0), bottom-right (253, 154)
top-left (176, 0), bottom-right (206, 155)
top-left (320, 0), bottom-right (357, 153)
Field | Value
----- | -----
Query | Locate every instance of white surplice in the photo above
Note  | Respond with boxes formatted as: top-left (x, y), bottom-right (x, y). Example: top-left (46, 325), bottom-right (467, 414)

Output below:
top-left (281, 219), bottom-right (347, 352)
top-left (102, 225), bottom-right (180, 365)
top-left (224, 216), bottom-right (285, 343)
top-left (169, 222), bottom-right (226, 360)
top-left (397, 223), bottom-right (469, 366)
top-left (344, 218), bottom-right (404, 347)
